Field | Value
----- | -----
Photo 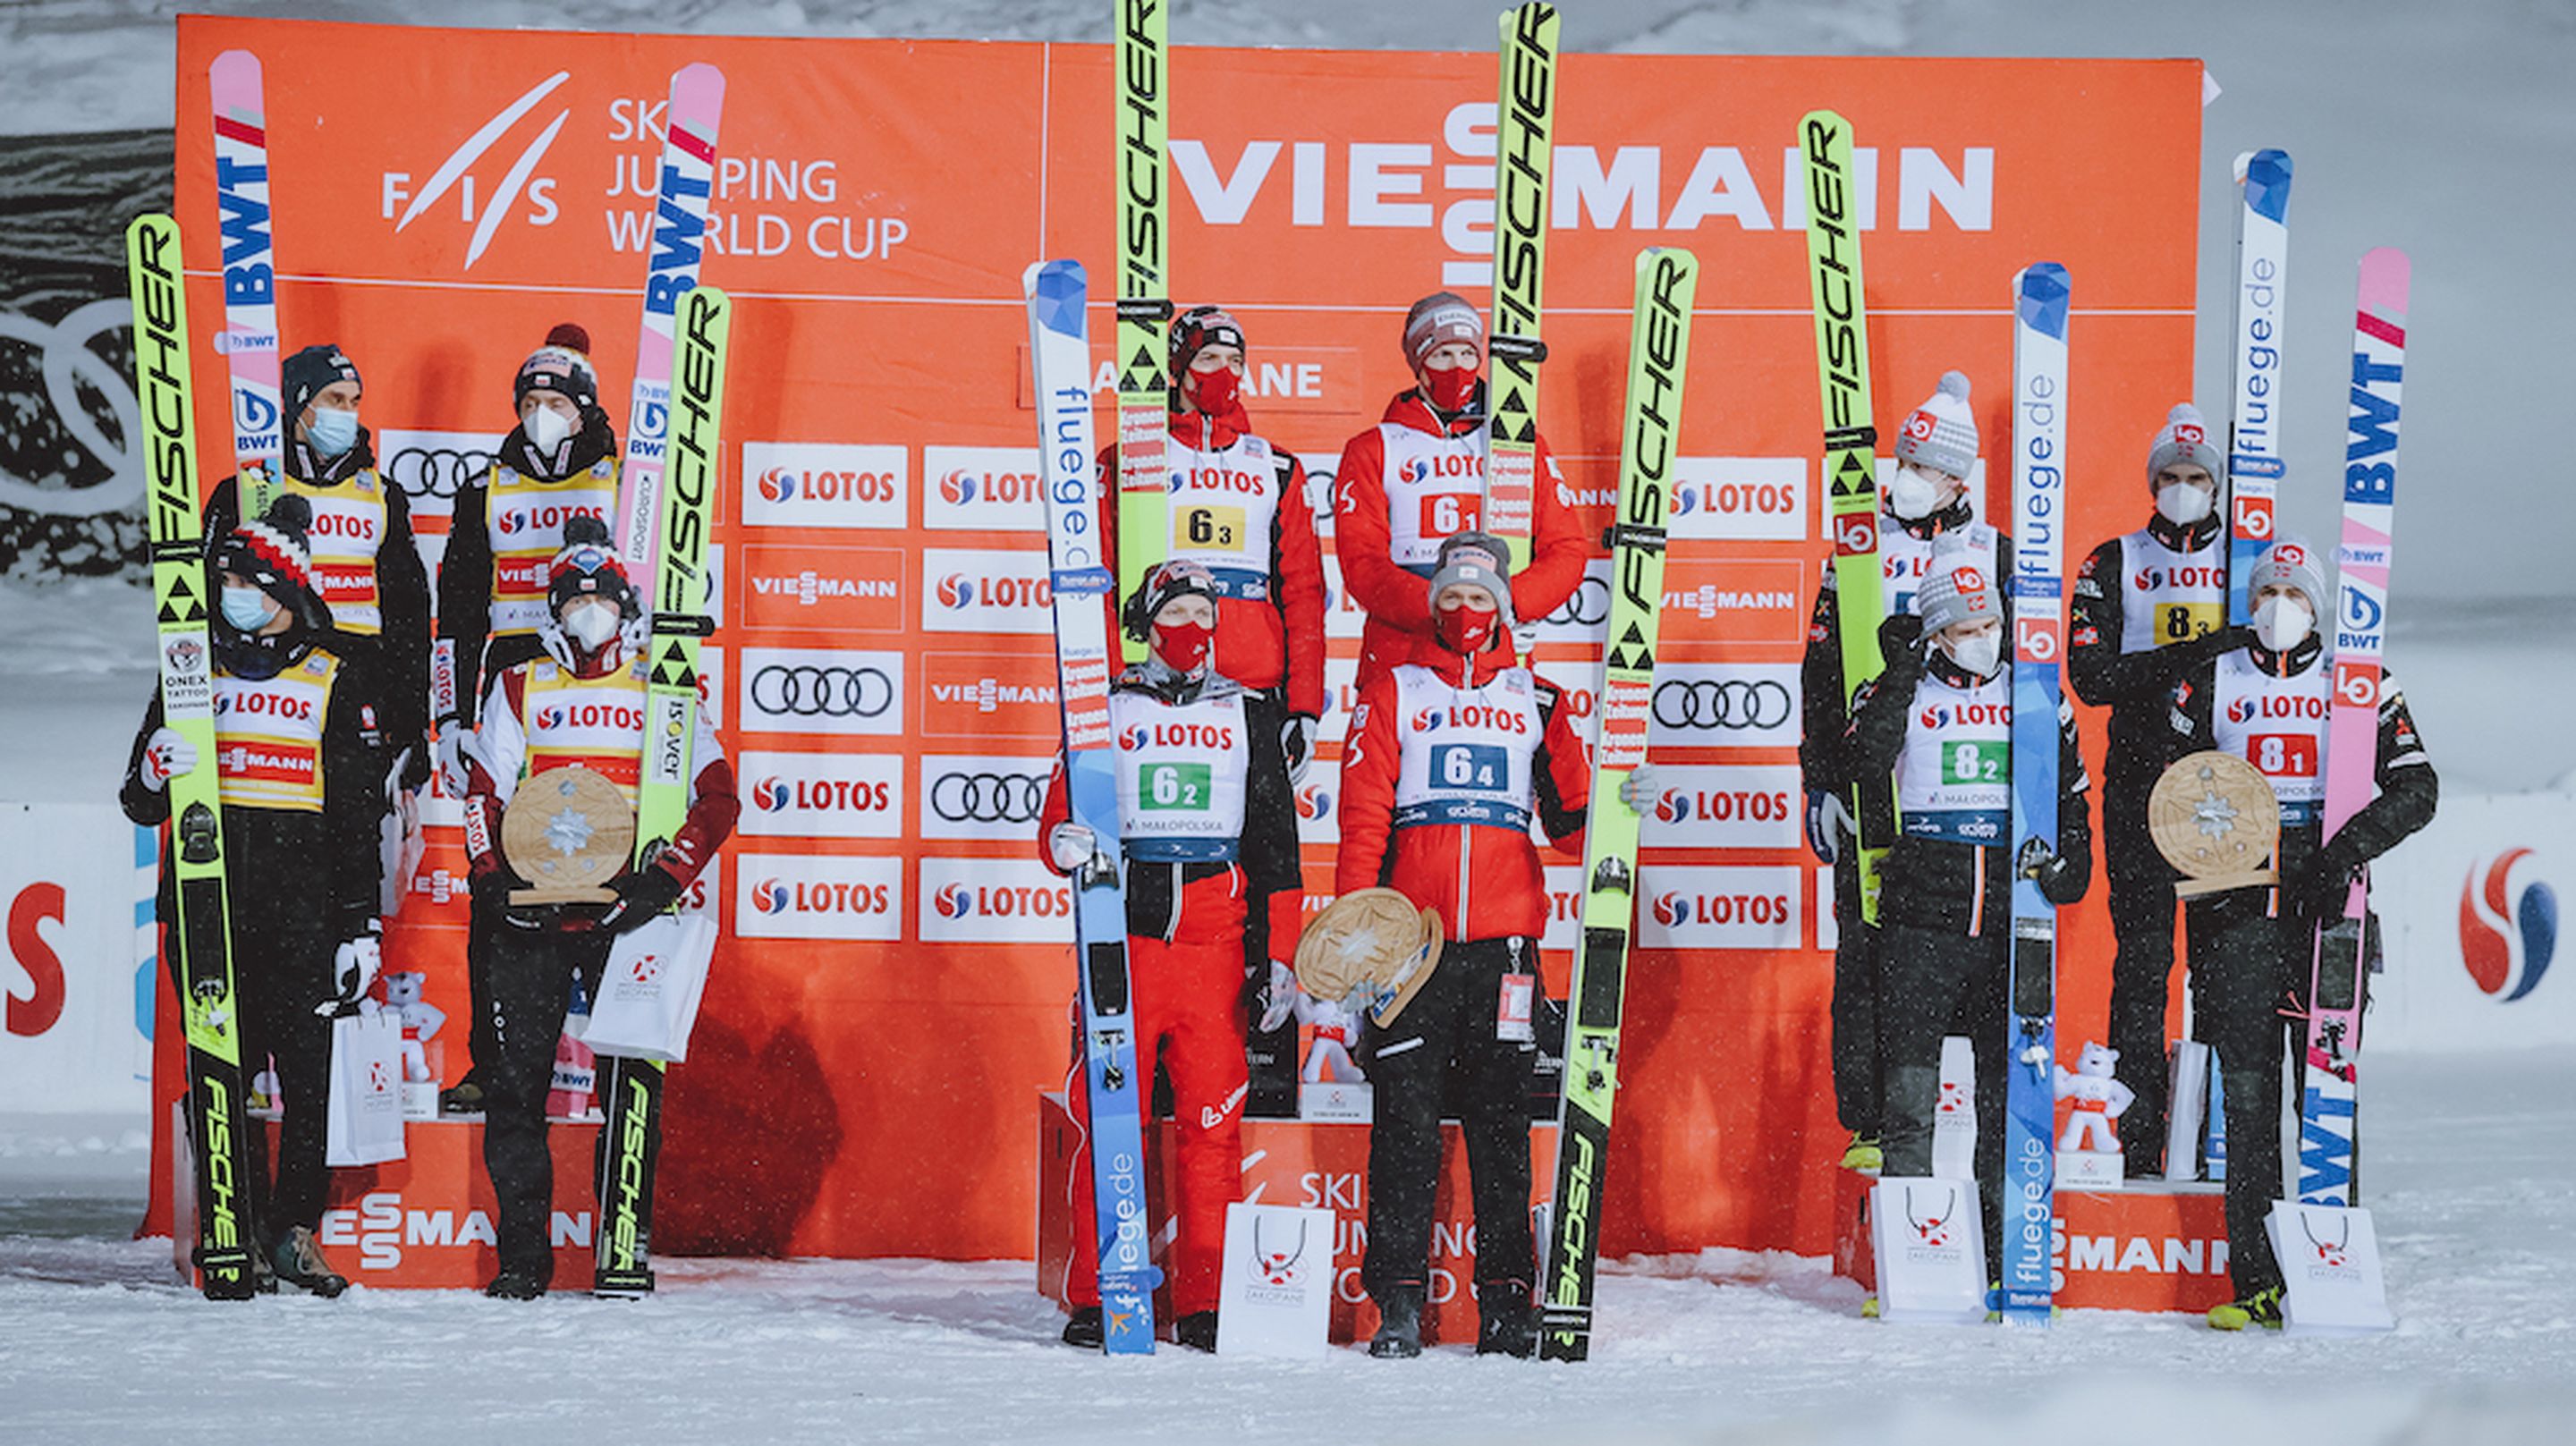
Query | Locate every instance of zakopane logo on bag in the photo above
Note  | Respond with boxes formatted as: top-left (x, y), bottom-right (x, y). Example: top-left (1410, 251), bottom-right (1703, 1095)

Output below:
top-left (2462, 847), bottom-right (2557, 1002)
top-left (923, 445), bottom-right (1045, 532)
top-left (738, 749), bottom-right (903, 840)
top-left (736, 853), bottom-right (902, 942)
top-left (382, 72), bottom-right (572, 269)
top-left (922, 548), bottom-right (1052, 634)
top-left (741, 443), bottom-right (908, 529)
top-left (918, 857), bottom-right (1073, 943)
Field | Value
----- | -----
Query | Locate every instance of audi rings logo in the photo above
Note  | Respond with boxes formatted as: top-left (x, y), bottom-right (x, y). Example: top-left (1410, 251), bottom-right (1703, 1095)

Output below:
top-left (1652, 677), bottom-right (1794, 731)
top-left (750, 664), bottom-right (894, 719)
top-left (929, 770), bottom-right (1046, 824)
top-left (383, 444), bottom-right (494, 501)
top-left (1541, 572), bottom-right (1611, 630)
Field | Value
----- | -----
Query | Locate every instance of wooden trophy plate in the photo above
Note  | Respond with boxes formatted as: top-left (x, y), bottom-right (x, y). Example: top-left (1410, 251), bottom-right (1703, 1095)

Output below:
top-left (2148, 750), bottom-right (2281, 899)
top-left (501, 765), bottom-right (635, 904)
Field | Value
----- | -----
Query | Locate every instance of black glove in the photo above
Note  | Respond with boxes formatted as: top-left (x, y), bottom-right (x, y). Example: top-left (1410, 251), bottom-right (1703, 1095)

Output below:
top-left (597, 865), bottom-right (685, 937)
top-left (399, 735), bottom-right (433, 792)
top-left (2015, 834), bottom-right (2085, 905)
top-left (1876, 612), bottom-right (1924, 663)
top-left (2293, 843), bottom-right (2364, 922)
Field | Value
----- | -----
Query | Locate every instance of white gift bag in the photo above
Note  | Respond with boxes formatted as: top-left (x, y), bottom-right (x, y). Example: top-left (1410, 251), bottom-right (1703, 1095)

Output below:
top-left (584, 908), bottom-right (718, 1063)
top-left (326, 1007), bottom-right (407, 1167)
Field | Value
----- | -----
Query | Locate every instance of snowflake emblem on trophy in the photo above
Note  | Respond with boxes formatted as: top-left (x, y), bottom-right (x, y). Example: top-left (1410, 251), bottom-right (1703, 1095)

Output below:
top-left (2191, 785), bottom-right (2241, 841)
top-left (543, 801), bottom-right (598, 858)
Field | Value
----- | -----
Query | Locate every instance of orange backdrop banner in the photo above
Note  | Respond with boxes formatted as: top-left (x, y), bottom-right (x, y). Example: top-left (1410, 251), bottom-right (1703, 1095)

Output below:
top-left (153, 14), bottom-right (2204, 1261)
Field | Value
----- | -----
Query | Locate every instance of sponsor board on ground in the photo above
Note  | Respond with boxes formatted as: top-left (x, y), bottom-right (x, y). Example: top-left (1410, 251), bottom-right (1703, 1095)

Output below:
top-left (739, 442), bottom-right (909, 529)
top-left (918, 855), bottom-right (1076, 943)
top-left (734, 852), bottom-right (903, 942)
top-left (737, 646), bottom-right (904, 738)
top-left (736, 749), bottom-right (904, 840)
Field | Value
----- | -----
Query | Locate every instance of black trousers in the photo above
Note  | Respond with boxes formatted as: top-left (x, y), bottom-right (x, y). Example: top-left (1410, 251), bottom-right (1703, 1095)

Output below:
top-left (165, 894), bottom-right (335, 1246)
top-left (478, 919), bottom-right (614, 1281)
top-left (1827, 851), bottom-right (1883, 1139)
top-left (1362, 936), bottom-right (1537, 1305)
top-left (458, 900), bottom-right (504, 1088)
top-left (2102, 761), bottom-right (2182, 1172)
top-left (1878, 922), bottom-right (2007, 1273)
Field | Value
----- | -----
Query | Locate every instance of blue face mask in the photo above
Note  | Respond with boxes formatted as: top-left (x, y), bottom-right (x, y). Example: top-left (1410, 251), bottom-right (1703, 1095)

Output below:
top-left (222, 585), bottom-right (279, 632)
top-left (305, 405), bottom-right (360, 460)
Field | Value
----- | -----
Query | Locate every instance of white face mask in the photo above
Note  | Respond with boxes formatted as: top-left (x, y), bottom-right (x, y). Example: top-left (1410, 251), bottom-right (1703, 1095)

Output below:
top-left (525, 404), bottom-right (576, 454)
top-left (1945, 630), bottom-right (2003, 679)
top-left (2156, 480), bottom-right (2215, 527)
top-left (563, 599), bottom-right (622, 649)
top-left (1887, 465), bottom-right (1943, 521)
top-left (2253, 595), bottom-right (2314, 652)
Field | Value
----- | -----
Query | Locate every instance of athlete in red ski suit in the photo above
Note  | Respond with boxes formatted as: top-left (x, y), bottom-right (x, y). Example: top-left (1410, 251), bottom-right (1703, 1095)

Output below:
top-left (1332, 292), bottom-right (1589, 689)
top-left (1037, 564), bottom-right (1304, 1349)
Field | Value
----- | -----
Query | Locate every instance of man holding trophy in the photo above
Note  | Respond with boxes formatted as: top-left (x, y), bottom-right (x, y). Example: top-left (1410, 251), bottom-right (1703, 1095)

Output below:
top-left (455, 517), bottom-right (737, 1299)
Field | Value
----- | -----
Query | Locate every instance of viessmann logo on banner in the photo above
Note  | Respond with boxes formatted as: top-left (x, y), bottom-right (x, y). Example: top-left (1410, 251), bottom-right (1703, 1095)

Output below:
top-left (738, 646), bottom-right (905, 738)
top-left (924, 446), bottom-right (1046, 534)
top-left (741, 443), bottom-right (909, 529)
top-left (735, 852), bottom-right (902, 942)
top-left (737, 749), bottom-right (904, 840)
top-left (1637, 865), bottom-right (1802, 950)
top-left (919, 753), bottom-right (1053, 841)
top-left (921, 547), bottom-right (1052, 634)
top-left (919, 856), bottom-right (1074, 944)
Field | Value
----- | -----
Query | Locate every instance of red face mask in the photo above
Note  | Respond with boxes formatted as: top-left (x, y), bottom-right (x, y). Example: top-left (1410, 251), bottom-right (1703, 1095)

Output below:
top-left (1151, 619), bottom-right (1216, 673)
top-left (1184, 365), bottom-right (1240, 415)
top-left (1420, 365), bottom-right (1478, 412)
top-left (1435, 602), bottom-right (1501, 655)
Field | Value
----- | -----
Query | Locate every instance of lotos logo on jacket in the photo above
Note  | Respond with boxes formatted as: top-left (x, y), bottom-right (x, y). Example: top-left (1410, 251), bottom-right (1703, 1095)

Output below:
top-left (1295, 782), bottom-right (1333, 821)
top-left (2461, 848), bottom-right (2556, 1002)
top-left (1410, 706), bottom-right (1444, 734)
top-left (2226, 694), bottom-right (2326, 723)
top-left (534, 705), bottom-right (565, 731)
top-left (1173, 464), bottom-right (1267, 495)
top-left (1919, 702), bottom-right (2008, 730)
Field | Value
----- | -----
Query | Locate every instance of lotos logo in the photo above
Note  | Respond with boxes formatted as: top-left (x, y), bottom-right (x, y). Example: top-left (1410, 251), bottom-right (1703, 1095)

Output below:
top-left (2462, 849), bottom-right (2556, 1002)
top-left (937, 467), bottom-right (1042, 507)
top-left (1174, 465), bottom-right (1266, 495)
top-left (751, 878), bottom-right (792, 914)
top-left (307, 512), bottom-right (377, 541)
top-left (1650, 892), bottom-right (1689, 927)
top-left (934, 883), bottom-right (974, 918)
top-left (758, 468), bottom-right (796, 503)
top-left (2226, 693), bottom-right (2327, 723)
top-left (751, 777), bottom-right (792, 811)
top-left (1120, 722), bottom-right (1234, 751)
top-left (534, 705), bottom-right (564, 731)
top-left (1410, 706), bottom-right (1444, 734)
top-left (1919, 702), bottom-right (2009, 730)
top-left (2134, 563), bottom-right (2227, 592)
top-left (936, 574), bottom-right (975, 609)
top-left (1295, 782), bottom-right (1333, 821)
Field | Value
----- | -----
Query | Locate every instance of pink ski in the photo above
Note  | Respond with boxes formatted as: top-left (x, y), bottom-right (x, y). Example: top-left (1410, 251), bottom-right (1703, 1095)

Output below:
top-left (209, 49), bottom-right (282, 518)
top-left (612, 62), bottom-right (726, 582)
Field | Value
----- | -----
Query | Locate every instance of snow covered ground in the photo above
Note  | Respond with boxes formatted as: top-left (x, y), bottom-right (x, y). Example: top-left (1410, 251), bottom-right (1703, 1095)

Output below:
top-left (4, 1052), bottom-right (2571, 1444)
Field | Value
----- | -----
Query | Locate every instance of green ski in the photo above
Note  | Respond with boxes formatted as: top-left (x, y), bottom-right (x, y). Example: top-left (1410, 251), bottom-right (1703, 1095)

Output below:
top-left (130, 213), bottom-right (258, 1300)
top-left (1540, 246), bottom-right (1698, 1362)
top-left (1485, 1), bottom-right (1557, 574)
top-left (1113, 0), bottom-right (1171, 664)
top-left (595, 283), bottom-right (730, 1297)
top-left (1800, 109), bottom-right (1895, 925)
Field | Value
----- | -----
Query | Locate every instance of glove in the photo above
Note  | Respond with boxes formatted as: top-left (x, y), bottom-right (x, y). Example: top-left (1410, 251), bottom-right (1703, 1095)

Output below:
top-left (1257, 960), bottom-right (1301, 1034)
top-left (1805, 790), bottom-right (1854, 864)
top-left (434, 723), bottom-right (466, 799)
top-left (390, 738), bottom-right (431, 795)
top-left (1046, 822), bottom-right (1106, 875)
top-left (597, 866), bottom-right (685, 937)
top-left (1281, 715), bottom-right (1317, 785)
top-left (1616, 762), bottom-right (1663, 816)
top-left (319, 933), bottom-right (383, 1015)
top-left (140, 728), bottom-right (198, 792)
top-left (2016, 834), bottom-right (2083, 905)
top-left (2293, 848), bottom-right (2364, 923)
top-left (1876, 611), bottom-right (1925, 661)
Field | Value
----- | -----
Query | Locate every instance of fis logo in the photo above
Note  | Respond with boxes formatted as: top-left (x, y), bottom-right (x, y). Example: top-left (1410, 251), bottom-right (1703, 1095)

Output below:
top-left (2462, 848), bottom-right (2556, 1002)
top-left (384, 72), bottom-right (572, 268)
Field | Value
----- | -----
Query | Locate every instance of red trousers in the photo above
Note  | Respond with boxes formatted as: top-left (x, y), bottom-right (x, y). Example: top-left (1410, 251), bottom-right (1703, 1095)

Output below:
top-left (1058, 930), bottom-right (1250, 1317)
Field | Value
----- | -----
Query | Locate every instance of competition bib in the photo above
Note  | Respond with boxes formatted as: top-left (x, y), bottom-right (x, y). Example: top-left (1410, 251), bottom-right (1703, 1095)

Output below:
top-left (487, 459), bottom-right (618, 638)
top-left (278, 470), bottom-right (390, 635)
top-left (2211, 649), bottom-right (2330, 825)
top-left (1111, 688), bottom-right (1250, 861)
top-left (1895, 671), bottom-right (2012, 844)
top-left (1379, 422), bottom-right (1487, 572)
top-left (1390, 664), bottom-right (1542, 833)
top-left (213, 650), bottom-right (339, 814)
top-left (521, 656), bottom-right (650, 808)
top-left (1880, 520), bottom-right (1999, 618)
top-left (1165, 435), bottom-right (1282, 602)
top-left (2119, 529), bottom-right (2228, 652)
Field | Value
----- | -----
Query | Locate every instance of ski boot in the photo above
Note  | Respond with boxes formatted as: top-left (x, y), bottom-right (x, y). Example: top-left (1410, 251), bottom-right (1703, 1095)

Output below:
top-left (2207, 1286), bottom-right (2284, 1332)
top-left (1060, 1306), bottom-right (1104, 1349)
top-left (1368, 1287), bottom-right (1424, 1358)
top-left (1174, 1310), bottom-right (1220, 1353)
top-left (1860, 1296), bottom-right (1880, 1320)
top-left (1839, 1134), bottom-right (1883, 1172)
top-left (439, 1078), bottom-right (486, 1115)
top-left (271, 1226), bottom-right (348, 1298)
top-left (484, 1270), bottom-right (547, 1300)
top-left (1475, 1290), bottom-right (1534, 1358)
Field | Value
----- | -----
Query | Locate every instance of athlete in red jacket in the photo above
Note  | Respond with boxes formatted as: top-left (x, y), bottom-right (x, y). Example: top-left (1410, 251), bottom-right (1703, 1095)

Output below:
top-left (1036, 562), bottom-right (1305, 1351)
top-left (1333, 534), bottom-right (1599, 1359)
top-left (1333, 291), bottom-right (1590, 689)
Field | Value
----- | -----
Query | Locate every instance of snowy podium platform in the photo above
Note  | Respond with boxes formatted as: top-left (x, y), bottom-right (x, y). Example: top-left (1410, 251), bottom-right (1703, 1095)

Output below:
top-left (1036, 1093), bottom-right (1556, 1347)
top-left (175, 1113), bottom-right (601, 1291)
top-left (1831, 1166), bottom-right (2233, 1315)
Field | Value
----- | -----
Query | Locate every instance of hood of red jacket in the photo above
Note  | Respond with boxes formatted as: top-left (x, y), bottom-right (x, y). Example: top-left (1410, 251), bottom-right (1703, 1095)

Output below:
top-left (1377, 385), bottom-right (1485, 440)
top-left (1385, 609), bottom-right (1521, 684)
top-left (1172, 396), bottom-right (1251, 450)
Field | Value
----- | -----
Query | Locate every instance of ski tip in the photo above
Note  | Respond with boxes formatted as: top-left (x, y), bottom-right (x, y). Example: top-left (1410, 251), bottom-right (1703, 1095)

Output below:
top-left (211, 48), bottom-right (262, 80)
top-left (2015, 263), bottom-right (2071, 339)
top-left (1800, 106), bottom-right (1851, 134)
top-left (1025, 259), bottom-right (1089, 334)
top-left (2358, 247), bottom-right (2411, 312)
top-left (2242, 148), bottom-right (2292, 223)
